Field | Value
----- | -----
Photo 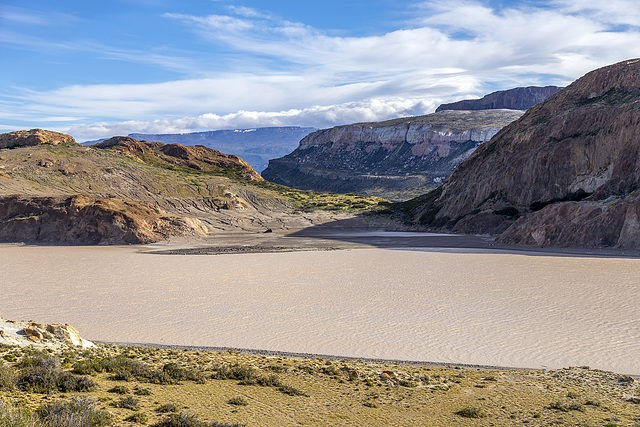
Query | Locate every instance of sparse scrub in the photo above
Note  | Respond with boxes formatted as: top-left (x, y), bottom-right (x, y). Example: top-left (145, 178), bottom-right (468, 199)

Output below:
top-left (278, 385), bottom-right (307, 397)
top-left (37, 397), bottom-right (111, 427)
top-left (134, 386), bottom-right (152, 396)
top-left (152, 411), bottom-right (205, 427)
top-left (455, 407), bottom-right (484, 418)
top-left (107, 385), bottom-right (129, 394)
top-left (112, 396), bottom-right (140, 410)
top-left (227, 397), bottom-right (248, 406)
top-left (155, 403), bottom-right (178, 414)
top-left (0, 400), bottom-right (43, 427)
top-left (125, 412), bottom-right (149, 424)
top-left (0, 363), bottom-right (17, 390)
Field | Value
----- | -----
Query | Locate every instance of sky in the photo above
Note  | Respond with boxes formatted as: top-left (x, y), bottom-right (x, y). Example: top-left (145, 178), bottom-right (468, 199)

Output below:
top-left (1, 0), bottom-right (639, 140)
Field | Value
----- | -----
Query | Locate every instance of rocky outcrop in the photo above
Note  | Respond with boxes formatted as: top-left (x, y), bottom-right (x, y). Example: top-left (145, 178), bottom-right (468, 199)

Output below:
top-left (436, 86), bottom-right (562, 112)
top-left (0, 318), bottom-right (95, 348)
top-left (406, 59), bottom-right (640, 248)
top-left (128, 127), bottom-right (317, 173)
top-left (262, 110), bottom-right (523, 200)
top-left (94, 136), bottom-right (263, 181)
top-left (0, 194), bottom-right (207, 244)
top-left (0, 129), bottom-right (77, 149)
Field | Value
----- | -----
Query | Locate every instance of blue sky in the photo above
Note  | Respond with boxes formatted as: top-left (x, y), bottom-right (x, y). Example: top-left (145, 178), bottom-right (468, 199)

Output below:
top-left (1, 0), bottom-right (639, 140)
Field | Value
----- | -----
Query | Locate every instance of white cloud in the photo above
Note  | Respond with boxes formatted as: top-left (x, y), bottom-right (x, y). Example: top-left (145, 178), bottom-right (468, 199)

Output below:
top-left (4, 0), bottom-right (640, 139)
top-left (67, 98), bottom-right (441, 139)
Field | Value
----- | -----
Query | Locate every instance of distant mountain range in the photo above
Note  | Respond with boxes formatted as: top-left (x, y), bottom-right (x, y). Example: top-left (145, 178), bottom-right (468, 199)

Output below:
top-left (436, 86), bottom-right (563, 112)
top-left (125, 127), bottom-right (317, 173)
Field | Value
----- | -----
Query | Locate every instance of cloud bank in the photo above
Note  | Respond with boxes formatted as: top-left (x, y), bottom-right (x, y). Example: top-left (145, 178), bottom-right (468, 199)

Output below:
top-left (2, 0), bottom-right (639, 139)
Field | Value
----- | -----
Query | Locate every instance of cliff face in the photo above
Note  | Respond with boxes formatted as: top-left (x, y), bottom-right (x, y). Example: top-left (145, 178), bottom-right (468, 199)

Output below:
top-left (407, 59), bottom-right (640, 248)
top-left (262, 110), bottom-right (523, 200)
top-left (436, 86), bottom-right (562, 112)
top-left (0, 195), bottom-right (207, 245)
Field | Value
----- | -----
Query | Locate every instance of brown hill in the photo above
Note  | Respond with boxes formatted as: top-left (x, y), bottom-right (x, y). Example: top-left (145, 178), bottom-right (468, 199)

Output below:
top-left (94, 136), bottom-right (263, 181)
top-left (0, 132), bottom-right (387, 244)
top-left (0, 129), bottom-right (77, 149)
top-left (405, 59), bottom-right (640, 248)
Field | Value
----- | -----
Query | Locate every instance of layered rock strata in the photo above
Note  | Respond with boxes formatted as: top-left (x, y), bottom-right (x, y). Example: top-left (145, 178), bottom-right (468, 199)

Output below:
top-left (436, 86), bottom-right (562, 112)
top-left (407, 59), bottom-right (640, 248)
top-left (262, 110), bottom-right (523, 200)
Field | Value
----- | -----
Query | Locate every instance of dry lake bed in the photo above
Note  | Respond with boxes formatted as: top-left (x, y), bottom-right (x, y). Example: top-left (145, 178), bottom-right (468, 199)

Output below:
top-left (1, 237), bottom-right (639, 376)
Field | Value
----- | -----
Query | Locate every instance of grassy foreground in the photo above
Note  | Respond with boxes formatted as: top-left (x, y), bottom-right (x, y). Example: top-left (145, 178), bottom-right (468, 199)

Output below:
top-left (1, 344), bottom-right (639, 426)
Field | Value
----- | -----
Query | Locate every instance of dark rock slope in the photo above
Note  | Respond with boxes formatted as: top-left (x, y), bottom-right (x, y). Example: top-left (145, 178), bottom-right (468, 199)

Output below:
top-left (262, 110), bottom-right (523, 200)
top-left (406, 59), bottom-right (640, 249)
top-left (436, 86), bottom-right (562, 112)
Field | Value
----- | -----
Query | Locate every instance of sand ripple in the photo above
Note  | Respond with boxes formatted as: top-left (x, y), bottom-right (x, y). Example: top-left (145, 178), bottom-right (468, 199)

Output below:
top-left (1, 246), bottom-right (638, 375)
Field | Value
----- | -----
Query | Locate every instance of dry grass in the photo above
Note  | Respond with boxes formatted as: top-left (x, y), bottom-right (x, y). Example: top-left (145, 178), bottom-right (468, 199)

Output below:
top-left (0, 344), bottom-right (639, 426)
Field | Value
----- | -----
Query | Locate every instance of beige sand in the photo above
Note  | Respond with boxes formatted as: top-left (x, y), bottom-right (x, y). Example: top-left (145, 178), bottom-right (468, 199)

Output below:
top-left (1, 244), bottom-right (638, 375)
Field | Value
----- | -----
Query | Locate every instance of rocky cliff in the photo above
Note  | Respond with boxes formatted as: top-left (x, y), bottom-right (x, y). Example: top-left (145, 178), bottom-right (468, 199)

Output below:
top-left (406, 59), bottom-right (640, 249)
top-left (262, 110), bottom-right (523, 200)
top-left (436, 86), bottom-right (562, 112)
top-left (0, 195), bottom-right (207, 244)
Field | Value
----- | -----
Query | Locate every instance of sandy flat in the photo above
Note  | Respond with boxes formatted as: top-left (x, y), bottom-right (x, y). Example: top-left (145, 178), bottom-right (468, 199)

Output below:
top-left (1, 243), bottom-right (638, 375)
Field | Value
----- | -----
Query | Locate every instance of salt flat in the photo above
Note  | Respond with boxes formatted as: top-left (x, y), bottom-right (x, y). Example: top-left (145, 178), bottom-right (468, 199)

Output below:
top-left (1, 244), bottom-right (638, 375)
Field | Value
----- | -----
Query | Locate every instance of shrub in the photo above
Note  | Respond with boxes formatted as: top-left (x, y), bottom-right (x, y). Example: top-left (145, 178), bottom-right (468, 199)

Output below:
top-left (0, 363), bottom-right (17, 390)
top-left (134, 387), bottom-right (152, 396)
top-left (256, 374), bottom-right (281, 388)
top-left (56, 373), bottom-right (96, 393)
top-left (0, 400), bottom-right (43, 427)
top-left (125, 413), bottom-right (148, 424)
top-left (155, 403), bottom-right (178, 414)
top-left (212, 365), bottom-right (258, 382)
top-left (112, 396), bottom-right (140, 410)
top-left (278, 385), bottom-right (307, 397)
top-left (227, 397), bottom-right (247, 406)
top-left (455, 407), bottom-right (484, 418)
top-left (152, 412), bottom-right (205, 427)
top-left (37, 397), bottom-right (111, 427)
top-left (107, 385), bottom-right (129, 394)
top-left (18, 365), bottom-right (59, 393)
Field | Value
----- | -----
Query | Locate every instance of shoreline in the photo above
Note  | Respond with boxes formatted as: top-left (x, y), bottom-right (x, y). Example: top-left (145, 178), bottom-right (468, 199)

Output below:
top-left (98, 341), bottom-right (640, 379)
top-left (140, 230), bottom-right (640, 259)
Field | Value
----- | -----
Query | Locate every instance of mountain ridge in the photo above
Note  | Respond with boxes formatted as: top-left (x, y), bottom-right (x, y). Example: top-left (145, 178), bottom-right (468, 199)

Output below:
top-left (262, 110), bottom-right (524, 200)
top-left (404, 58), bottom-right (640, 248)
top-left (436, 86), bottom-right (563, 112)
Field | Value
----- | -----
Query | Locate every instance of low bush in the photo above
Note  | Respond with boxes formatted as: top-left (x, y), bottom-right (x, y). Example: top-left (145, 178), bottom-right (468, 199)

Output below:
top-left (278, 385), bottom-right (307, 397)
top-left (152, 411), bottom-right (204, 427)
top-left (125, 412), bottom-right (149, 424)
top-left (107, 385), bottom-right (129, 394)
top-left (155, 403), bottom-right (178, 414)
top-left (112, 396), bottom-right (140, 410)
top-left (134, 386), bottom-right (152, 396)
top-left (455, 407), bottom-right (484, 418)
top-left (37, 397), bottom-right (111, 427)
top-left (0, 363), bottom-right (17, 390)
top-left (227, 397), bottom-right (248, 406)
top-left (0, 400), bottom-right (43, 427)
